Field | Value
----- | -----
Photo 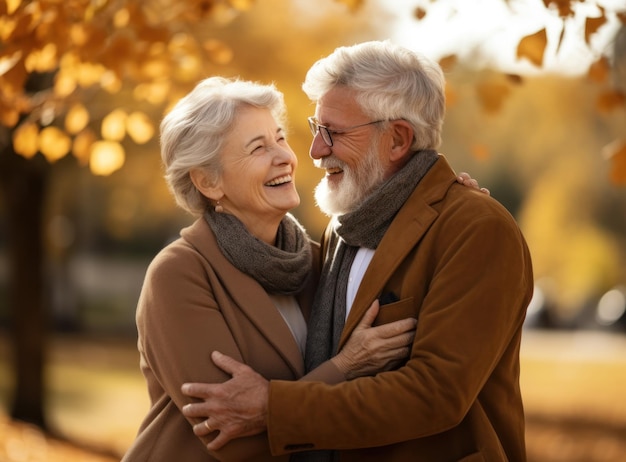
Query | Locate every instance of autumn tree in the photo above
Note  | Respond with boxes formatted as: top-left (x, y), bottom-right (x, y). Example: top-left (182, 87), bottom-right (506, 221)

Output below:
top-left (0, 0), bottom-right (258, 428)
top-left (0, 0), bottom-right (624, 431)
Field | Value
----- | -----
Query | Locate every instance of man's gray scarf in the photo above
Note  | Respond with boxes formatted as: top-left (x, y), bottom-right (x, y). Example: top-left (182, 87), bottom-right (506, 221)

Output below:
top-left (204, 210), bottom-right (312, 295)
top-left (292, 150), bottom-right (437, 462)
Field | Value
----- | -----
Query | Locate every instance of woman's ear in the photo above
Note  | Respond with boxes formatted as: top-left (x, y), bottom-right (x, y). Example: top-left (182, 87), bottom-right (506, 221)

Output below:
top-left (389, 120), bottom-right (414, 162)
top-left (190, 168), bottom-right (223, 201)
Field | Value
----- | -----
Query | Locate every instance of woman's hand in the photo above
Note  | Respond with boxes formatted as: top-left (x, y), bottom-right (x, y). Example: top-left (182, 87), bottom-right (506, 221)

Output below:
top-left (457, 171), bottom-right (490, 195)
top-left (331, 300), bottom-right (416, 380)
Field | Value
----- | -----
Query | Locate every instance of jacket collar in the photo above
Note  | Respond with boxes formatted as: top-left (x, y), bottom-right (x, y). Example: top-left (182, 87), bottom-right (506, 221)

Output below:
top-left (339, 155), bottom-right (456, 346)
top-left (181, 218), bottom-right (307, 377)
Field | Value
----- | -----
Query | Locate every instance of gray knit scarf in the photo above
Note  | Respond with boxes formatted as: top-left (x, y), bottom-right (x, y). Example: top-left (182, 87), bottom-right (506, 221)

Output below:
top-left (292, 150), bottom-right (438, 462)
top-left (204, 210), bottom-right (312, 295)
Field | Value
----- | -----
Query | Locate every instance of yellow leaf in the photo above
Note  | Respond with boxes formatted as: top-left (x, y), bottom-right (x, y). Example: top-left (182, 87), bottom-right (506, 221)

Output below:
top-left (334, 0), bottom-right (363, 12)
top-left (516, 29), bottom-right (547, 67)
top-left (229, 0), bottom-right (255, 11)
top-left (6, 0), bottom-right (23, 15)
top-left (100, 70), bottom-right (122, 94)
top-left (471, 143), bottom-right (490, 161)
top-left (0, 50), bottom-right (22, 77)
top-left (543, 0), bottom-right (575, 18)
top-left (0, 106), bottom-right (19, 127)
top-left (476, 80), bottom-right (511, 113)
top-left (76, 62), bottom-right (106, 88)
top-left (133, 80), bottom-right (170, 105)
top-left (585, 10), bottom-right (607, 45)
top-left (603, 140), bottom-right (626, 185)
top-left (72, 129), bottom-right (96, 166)
top-left (0, 16), bottom-right (17, 41)
top-left (101, 109), bottom-right (127, 141)
top-left (438, 54), bottom-right (457, 72)
top-left (203, 39), bottom-right (234, 65)
top-left (13, 122), bottom-right (39, 158)
top-left (588, 56), bottom-right (610, 83)
top-left (39, 126), bottom-right (71, 162)
top-left (596, 90), bottom-right (625, 113)
top-left (126, 111), bottom-right (154, 144)
top-left (24, 43), bottom-right (57, 73)
top-left (65, 103), bottom-right (90, 134)
top-left (90, 140), bottom-right (125, 176)
top-left (54, 69), bottom-right (77, 97)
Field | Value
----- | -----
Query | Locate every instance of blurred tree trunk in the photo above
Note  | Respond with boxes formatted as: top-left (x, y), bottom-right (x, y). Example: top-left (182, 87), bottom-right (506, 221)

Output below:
top-left (0, 131), bottom-right (50, 429)
top-left (0, 71), bottom-right (57, 428)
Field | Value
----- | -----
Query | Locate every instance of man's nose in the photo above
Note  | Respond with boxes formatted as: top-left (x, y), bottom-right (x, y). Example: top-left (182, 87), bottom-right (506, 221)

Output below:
top-left (309, 132), bottom-right (331, 160)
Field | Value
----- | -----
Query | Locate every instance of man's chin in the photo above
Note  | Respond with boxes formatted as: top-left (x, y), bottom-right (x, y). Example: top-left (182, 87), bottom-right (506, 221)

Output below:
top-left (315, 181), bottom-right (353, 217)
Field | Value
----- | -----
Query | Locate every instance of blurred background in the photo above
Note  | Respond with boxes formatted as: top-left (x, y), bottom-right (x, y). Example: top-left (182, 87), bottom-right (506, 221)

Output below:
top-left (0, 0), bottom-right (625, 460)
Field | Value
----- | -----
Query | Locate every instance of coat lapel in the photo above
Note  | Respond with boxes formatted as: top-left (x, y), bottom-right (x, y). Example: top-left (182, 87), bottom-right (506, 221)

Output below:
top-left (182, 218), bottom-right (306, 377)
top-left (338, 156), bottom-right (457, 347)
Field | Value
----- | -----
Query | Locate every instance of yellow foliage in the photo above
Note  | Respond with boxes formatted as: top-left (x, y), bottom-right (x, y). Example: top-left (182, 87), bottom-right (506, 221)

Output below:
top-left (133, 80), bottom-right (170, 105)
top-left (516, 28), bottom-right (547, 67)
top-left (6, 0), bottom-right (22, 15)
top-left (72, 129), bottom-right (96, 166)
top-left (12, 122), bottom-right (39, 158)
top-left (65, 103), bottom-right (90, 135)
top-left (476, 80), bottom-right (511, 113)
top-left (90, 141), bottom-right (125, 176)
top-left (203, 39), bottom-right (234, 65)
top-left (126, 111), bottom-right (155, 144)
top-left (585, 9), bottom-right (607, 45)
top-left (53, 68), bottom-right (77, 97)
top-left (39, 126), bottom-right (71, 162)
top-left (334, 0), bottom-right (364, 12)
top-left (0, 16), bottom-right (18, 43)
top-left (587, 56), bottom-right (610, 84)
top-left (24, 43), bottom-right (58, 73)
top-left (603, 139), bottom-right (626, 185)
top-left (101, 109), bottom-right (127, 141)
top-left (0, 106), bottom-right (19, 126)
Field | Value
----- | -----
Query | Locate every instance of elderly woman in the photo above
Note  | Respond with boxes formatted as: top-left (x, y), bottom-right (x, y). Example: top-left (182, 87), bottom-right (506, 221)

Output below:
top-left (121, 77), bottom-right (420, 462)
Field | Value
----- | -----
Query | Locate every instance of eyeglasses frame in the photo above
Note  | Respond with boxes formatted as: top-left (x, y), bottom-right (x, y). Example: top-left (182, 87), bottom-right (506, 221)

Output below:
top-left (307, 117), bottom-right (387, 147)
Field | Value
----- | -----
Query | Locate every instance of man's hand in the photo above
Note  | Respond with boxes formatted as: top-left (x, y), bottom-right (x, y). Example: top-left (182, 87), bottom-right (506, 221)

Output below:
top-left (181, 351), bottom-right (269, 451)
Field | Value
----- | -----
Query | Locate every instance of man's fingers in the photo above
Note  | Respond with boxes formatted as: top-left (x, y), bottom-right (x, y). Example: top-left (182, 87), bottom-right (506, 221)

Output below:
top-left (206, 432), bottom-right (231, 451)
top-left (211, 351), bottom-right (250, 377)
top-left (181, 382), bottom-right (215, 399)
top-left (182, 401), bottom-right (211, 418)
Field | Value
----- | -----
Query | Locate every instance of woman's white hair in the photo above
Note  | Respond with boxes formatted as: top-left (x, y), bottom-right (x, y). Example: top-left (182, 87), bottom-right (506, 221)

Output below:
top-left (160, 77), bottom-right (287, 216)
top-left (302, 40), bottom-right (445, 151)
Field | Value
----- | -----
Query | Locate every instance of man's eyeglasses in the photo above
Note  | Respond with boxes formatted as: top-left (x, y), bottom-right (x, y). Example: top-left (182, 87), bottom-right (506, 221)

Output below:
top-left (307, 117), bottom-right (386, 147)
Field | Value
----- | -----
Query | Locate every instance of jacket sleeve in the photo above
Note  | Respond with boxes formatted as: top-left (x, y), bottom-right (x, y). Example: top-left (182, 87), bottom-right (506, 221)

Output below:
top-left (136, 243), bottom-right (272, 461)
top-left (266, 202), bottom-right (534, 454)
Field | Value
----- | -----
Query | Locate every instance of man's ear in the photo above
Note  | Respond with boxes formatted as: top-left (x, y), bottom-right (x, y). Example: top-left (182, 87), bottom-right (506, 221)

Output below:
top-left (190, 168), bottom-right (223, 201)
top-left (389, 120), bottom-right (414, 163)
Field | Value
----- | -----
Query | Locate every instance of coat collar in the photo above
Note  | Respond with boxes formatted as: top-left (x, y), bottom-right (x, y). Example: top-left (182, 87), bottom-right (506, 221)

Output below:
top-left (181, 217), bottom-right (307, 377)
top-left (339, 155), bottom-right (457, 346)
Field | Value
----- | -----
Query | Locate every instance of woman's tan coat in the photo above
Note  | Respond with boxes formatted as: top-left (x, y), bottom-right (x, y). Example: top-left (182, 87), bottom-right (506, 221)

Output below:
top-left (121, 218), bottom-right (334, 462)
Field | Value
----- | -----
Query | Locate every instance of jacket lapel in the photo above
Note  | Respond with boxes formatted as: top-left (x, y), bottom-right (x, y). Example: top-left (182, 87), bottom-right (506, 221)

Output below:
top-left (182, 218), bottom-right (306, 377)
top-left (338, 155), bottom-right (456, 347)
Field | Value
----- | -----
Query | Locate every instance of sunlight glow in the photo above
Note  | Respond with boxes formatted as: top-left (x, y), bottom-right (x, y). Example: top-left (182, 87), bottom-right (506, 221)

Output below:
top-left (385, 0), bottom-right (623, 75)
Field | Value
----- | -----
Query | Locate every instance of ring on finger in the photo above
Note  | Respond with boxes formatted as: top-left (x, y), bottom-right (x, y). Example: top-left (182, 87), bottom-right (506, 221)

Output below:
top-left (204, 420), bottom-right (212, 432)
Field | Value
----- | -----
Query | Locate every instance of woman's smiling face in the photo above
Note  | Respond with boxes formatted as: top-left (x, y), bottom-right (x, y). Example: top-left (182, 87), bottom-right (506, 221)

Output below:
top-left (213, 105), bottom-right (300, 239)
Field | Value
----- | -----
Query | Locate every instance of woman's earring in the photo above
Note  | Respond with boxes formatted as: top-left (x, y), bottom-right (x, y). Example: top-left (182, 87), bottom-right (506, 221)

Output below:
top-left (214, 201), bottom-right (223, 213)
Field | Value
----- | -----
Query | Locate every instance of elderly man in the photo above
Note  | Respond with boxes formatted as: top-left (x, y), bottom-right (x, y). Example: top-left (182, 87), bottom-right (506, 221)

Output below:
top-left (182, 40), bottom-right (533, 461)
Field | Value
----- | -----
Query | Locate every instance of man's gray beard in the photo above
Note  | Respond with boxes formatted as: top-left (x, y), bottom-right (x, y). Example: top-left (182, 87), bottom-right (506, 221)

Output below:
top-left (314, 142), bottom-right (385, 217)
